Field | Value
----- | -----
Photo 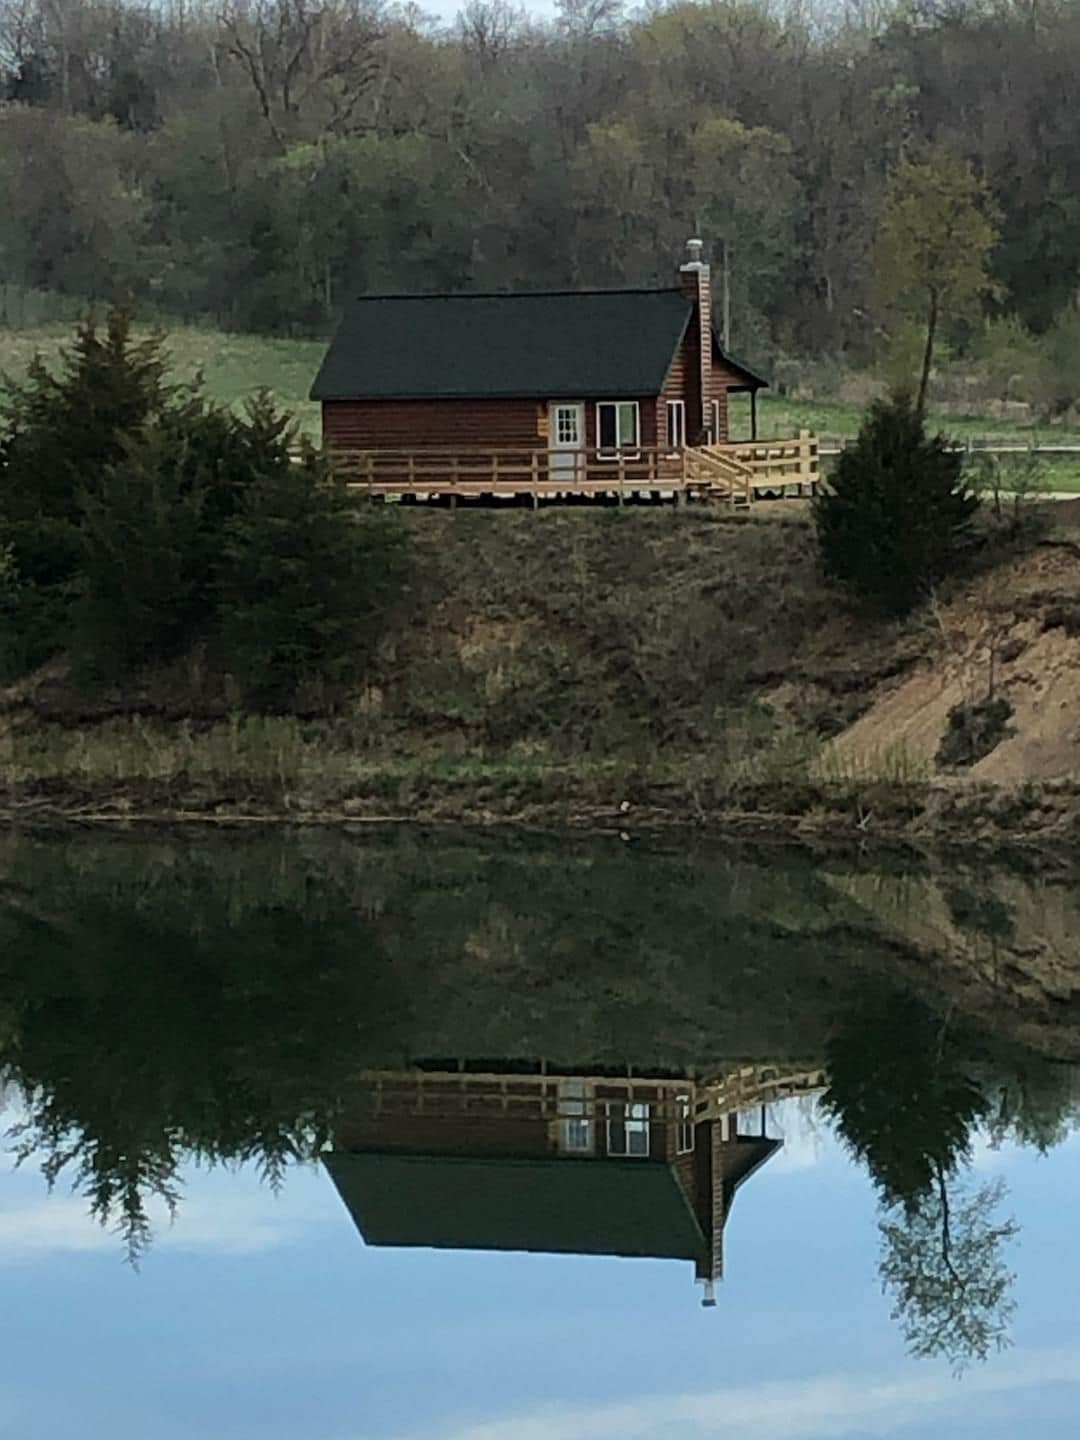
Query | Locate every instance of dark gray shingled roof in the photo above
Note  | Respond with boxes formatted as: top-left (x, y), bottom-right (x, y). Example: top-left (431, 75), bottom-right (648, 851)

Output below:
top-left (324, 1152), bottom-right (707, 1261)
top-left (309, 288), bottom-right (768, 401)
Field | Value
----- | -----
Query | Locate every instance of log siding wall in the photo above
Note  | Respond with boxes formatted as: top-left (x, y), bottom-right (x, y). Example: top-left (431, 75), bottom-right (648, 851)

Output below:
top-left (322, 311), bottom-right (746, 455)
top-left (324, 397), bottom-right (660, 453)
top-left (337, 1078), bottom-right (679, 1162)
top-left (323, 397), bottom-right (546, 451)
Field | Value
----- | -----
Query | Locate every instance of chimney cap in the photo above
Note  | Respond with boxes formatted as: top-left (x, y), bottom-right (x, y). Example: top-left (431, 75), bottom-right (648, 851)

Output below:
top-left (681, 237), bottom-right (706, 269)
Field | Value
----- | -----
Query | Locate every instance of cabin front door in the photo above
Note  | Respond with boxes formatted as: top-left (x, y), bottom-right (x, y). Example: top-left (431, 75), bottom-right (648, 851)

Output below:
top-left (548, 402), bottom-right (584, 483)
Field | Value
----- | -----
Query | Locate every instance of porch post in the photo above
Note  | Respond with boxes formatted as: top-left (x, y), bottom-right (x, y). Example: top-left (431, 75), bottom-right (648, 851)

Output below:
top-left (750, 388), bottom-right (758, 441)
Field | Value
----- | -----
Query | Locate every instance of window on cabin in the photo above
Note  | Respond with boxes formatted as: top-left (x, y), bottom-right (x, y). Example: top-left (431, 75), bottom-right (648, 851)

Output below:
top-left (554, 405), bottom-right (581, 446)
top-left (675, 1093), bottom-right (695, 1154)
top-left (597, 401), bottom-right (640, 457)
top-left (607, 1100), bottom-right (650, 1157)
top-left (738, 1104), bottom-right (767, 1138)
top-left (558, 1079), bottom-right (594, 1154)
top-left (666, 400), bottom-right (686, 454)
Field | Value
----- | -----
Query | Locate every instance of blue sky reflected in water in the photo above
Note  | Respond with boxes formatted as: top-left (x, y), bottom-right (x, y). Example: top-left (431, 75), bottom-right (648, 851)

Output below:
top-left (2, 1118), bottom-right (1078, 1440)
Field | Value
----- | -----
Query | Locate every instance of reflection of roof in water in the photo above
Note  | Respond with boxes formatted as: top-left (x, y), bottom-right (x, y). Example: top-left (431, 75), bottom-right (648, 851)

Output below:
top-left (325, 1152), bottom-right (707, 1260)
top-left (325, 1133), bottom-right (782, 1269)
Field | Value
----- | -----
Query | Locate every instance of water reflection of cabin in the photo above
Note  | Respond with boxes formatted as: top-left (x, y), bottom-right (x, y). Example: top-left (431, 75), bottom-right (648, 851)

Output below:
top-left (324, 1063), bottom-right (815, 1305)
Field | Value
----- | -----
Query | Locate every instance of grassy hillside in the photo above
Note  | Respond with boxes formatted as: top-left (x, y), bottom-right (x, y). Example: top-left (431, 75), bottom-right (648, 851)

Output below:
top-left (6, 506), bottom-right (872, 746)
top-left (5, 501), bottom-right (1080, 847)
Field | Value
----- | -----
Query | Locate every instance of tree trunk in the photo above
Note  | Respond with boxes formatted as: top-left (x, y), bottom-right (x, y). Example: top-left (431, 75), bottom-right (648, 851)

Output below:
top-left (917, 289), bottom-right (939, 419)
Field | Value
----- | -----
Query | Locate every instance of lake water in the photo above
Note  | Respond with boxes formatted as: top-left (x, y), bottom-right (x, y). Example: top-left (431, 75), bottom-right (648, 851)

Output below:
top-left (2, 827), bottom-right (1079, 1439)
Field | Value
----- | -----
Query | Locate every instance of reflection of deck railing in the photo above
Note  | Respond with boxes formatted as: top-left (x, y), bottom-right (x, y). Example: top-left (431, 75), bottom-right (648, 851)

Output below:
top-left (349, 1065), bottom-right (827, 1123)
top-left (327, 434), bottom-right (818, 506)
top-left (695, 1065), bottom-right (828, 1120)
top-left (354, 1069), bottom-right (693, 1122)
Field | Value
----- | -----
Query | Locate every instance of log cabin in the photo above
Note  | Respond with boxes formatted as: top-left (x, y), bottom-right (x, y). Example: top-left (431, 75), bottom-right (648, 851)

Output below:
top-left (323, 1061), bottom-right (800, 1305)
top-left (308, 241), bottom-right (787, 503)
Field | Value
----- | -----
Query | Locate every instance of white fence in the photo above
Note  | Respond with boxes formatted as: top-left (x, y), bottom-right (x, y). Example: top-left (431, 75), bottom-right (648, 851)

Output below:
top-left (816, 437), bottom-right (1080, 459)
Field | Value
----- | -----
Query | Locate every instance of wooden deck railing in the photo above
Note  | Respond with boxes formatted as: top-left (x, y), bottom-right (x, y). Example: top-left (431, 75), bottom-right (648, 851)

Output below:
top-left (332, 444), bottom-right (696, 496)
top-left (722, 429), bottom-right (819, 491)
top-left (326, 432), bottom-right (819, 504)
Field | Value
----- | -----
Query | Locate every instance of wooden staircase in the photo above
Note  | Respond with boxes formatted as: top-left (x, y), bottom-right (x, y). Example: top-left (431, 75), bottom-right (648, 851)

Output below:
top-left (684, 445), bottom-right (754, 507)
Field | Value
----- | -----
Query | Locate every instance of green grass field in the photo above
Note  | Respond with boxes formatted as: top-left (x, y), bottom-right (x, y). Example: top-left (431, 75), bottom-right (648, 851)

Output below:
top-left (4, 322), bottom-right (1080, 486)
top-left (732, 393), bottom-right (1080, 492)
top-left (0, 323), bottom-right (326, 436)
top-left (753, 392), bottom-right (1080, 446)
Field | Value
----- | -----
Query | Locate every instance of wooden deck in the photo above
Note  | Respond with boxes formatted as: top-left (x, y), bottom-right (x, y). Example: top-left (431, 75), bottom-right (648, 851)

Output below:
top-left (328, 431), bottom-right (818, 507)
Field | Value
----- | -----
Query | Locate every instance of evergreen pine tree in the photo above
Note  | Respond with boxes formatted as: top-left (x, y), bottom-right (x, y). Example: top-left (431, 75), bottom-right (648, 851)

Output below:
top-left (0, 312), bottom-right (172, 671)
top-left (216, 394), bottom-right (406, 708)
top-left (0, 311), bottom-right (170, 590)
top-left (813, 394), bottom-right (979, 616)
top-left (73, 392), bottom-right (258, 678)
top-left (74, 428), bottom-right (212, 678)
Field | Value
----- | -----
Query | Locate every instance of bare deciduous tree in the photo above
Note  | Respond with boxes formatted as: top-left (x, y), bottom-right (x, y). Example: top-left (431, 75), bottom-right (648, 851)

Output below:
top-left (217, 0), bottom-right (386, 149)
top-left (456, 0), bottom-right (526, 68)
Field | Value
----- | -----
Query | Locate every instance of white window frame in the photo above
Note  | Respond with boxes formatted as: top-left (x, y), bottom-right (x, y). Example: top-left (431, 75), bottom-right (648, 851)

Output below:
top-left (607, 1100), bottom-right (651, 1158)
top-left (675, 1093), bottom-right (695, 1155)
top-left (711, 398), bottom-right (722, 444)
top-left (553, 403), bottom-right (582, 447)
top-left (665, 399), bottom-right (686, 455)
top-left (558, 1079), bottom-right (594, 1154)
top-left (738, 1104), bottom-right (767, 1138)
top-left (596, 401), bottom-right (641, 460)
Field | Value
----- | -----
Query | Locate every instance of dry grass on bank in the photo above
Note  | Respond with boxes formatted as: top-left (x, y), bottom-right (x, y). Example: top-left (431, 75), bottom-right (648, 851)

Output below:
top-left (6, 505), bottom-right (1080, 847)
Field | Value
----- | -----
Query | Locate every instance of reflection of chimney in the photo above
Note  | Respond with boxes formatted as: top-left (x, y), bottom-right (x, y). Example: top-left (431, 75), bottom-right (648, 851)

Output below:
top-left (679, 238), bottom-right (712, 443)
top-left (700, 1279), bottom-right (717, 1309)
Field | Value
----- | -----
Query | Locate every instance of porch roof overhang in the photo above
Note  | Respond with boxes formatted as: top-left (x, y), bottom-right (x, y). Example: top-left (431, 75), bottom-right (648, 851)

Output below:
top-left (713, 332), bottom-right (770, 392)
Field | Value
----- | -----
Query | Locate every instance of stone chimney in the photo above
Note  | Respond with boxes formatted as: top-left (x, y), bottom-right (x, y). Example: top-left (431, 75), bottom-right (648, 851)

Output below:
top-left (679, 238), bottom-right (712, 442)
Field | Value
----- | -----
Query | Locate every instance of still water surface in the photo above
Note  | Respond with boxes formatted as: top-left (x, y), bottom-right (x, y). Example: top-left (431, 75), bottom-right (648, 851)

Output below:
top-left (2, 828), bottom-right (1079, 1439)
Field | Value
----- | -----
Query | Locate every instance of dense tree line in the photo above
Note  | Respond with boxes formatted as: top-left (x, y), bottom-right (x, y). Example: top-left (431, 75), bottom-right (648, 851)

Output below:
top-left (1, 0), bottom-right (1080, 375)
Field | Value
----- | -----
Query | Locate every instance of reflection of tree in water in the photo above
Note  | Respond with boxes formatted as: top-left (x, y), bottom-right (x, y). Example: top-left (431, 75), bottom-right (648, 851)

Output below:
top-left (822, 992), bottom-right (990, 1204)
top-left (823, 987), bottom-right (1080, 1372)
top-left (879, 1176), bottom-right (1017, 1373)
top-left (0, 844), bottom-right (406, 1262)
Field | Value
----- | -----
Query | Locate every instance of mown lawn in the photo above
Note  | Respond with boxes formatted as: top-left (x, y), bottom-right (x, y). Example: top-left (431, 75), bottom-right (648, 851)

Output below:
top-left (1034, 458), bottom-right (1080, 493)
top-left (755, 392), bottom-right (1080, 446)
top-left (0, 324), bottom-right (326, 435)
